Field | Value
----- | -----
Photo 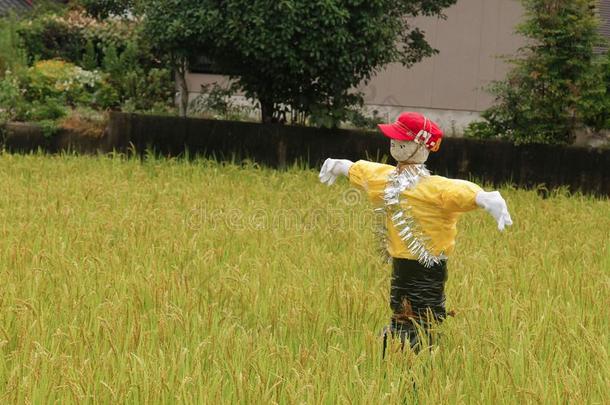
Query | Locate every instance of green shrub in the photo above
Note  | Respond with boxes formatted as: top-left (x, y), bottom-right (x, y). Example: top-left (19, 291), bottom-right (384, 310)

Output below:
top-left (0, 70), bottom-right (28, 122)
top-left (139, 68), bottom-right (173, 110)
top-left (466, 0), bottom-right (608, 145)
top-left (81, 39), bottom-right (98, 71)
top-left (0, 59), bottom-right (116, 134)
top-left (23, 60), bottom-right (105, 106)
top-left (12, 8), bottom-right (174, 114)
top-left (307, 94), bottom-right (363, 129)
top-left (102, 43), bottom-right (173, 111)
top-left (189, 83), bottom-right (239, 119)
top-left (37, 119), bottom-right (61, 138)
top-left (16, 9), bottom-right (135, 66)
top-left (17, 16), bottom-right (85, 65)
top-left (1, 79), bottom-right (68, 130)
top-left (92, 78), bottom-right (119, 109)
top-left (463, 120), bottom-right (500, 140)
top-left (28, 99), bottom-right (68, 121)
top-left (340, 107), bottom-right (385, 130)
top-left (580, 50), bottom-right (610, 131)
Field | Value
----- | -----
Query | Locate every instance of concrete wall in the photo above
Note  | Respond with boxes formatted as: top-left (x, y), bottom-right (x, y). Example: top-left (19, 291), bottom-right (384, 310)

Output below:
top-left (185, 0), bottom-right (525, 133)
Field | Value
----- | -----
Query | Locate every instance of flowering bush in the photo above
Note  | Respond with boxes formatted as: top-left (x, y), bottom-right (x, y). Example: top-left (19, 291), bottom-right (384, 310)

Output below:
top-left (0, 71), bottom-right (67, 136)
top-left (26, 60), bottom-right (98, 102)
top-left (15, 8), bottom-right (173, 112)
top-left (0, 59), bottom-right (118, 136)
top-left (0, 6), bottom-right (174, 137)
top-left (23, 60), bottom-right (117, 108)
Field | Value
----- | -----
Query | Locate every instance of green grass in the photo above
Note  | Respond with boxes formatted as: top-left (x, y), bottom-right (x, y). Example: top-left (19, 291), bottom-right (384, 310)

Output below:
top-left (0, 153), bottom-right (608, 404)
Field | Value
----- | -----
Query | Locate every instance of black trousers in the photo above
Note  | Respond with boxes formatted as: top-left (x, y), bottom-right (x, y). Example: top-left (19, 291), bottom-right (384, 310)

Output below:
top-left (382, 257), bottom-right (448, 356)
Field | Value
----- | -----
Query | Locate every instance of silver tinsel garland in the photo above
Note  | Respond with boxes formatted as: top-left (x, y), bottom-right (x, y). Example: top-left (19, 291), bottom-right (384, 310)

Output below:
top-left (375, 164), bottom-right (445, 268)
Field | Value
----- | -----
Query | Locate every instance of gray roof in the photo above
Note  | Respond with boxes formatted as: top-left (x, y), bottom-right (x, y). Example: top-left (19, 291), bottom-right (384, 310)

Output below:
top-left (0, 0), bottom-right (32, 15)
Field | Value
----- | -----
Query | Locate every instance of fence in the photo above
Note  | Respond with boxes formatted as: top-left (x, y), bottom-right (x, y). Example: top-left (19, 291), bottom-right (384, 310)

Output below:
top-left (3, 112), bottom-right (609, 196)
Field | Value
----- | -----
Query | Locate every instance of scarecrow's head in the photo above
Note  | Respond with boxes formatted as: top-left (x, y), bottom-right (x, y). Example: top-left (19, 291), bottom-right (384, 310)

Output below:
top-left (378, 112), bottom-right (443, 164)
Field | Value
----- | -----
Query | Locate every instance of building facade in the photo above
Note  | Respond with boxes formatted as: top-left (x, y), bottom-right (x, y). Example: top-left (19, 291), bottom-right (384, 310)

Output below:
top-left (357, 0), bottom-right (524, 133)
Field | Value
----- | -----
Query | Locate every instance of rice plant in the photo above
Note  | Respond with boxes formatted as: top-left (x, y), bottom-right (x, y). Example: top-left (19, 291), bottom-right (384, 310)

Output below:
top-left (0, 153), bottom-right (608, 403)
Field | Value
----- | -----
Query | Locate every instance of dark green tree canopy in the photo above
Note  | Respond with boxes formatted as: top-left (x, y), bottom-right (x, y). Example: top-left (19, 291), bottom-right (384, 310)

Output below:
top-left (142, 0), bottom-right (457, 125)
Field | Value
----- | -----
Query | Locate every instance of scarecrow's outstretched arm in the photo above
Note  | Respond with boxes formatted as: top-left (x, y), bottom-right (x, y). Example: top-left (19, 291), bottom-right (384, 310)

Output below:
top-left (476, 190), bottom-right (513, 231)
top-left (319, 158), bottom-right (354, 186)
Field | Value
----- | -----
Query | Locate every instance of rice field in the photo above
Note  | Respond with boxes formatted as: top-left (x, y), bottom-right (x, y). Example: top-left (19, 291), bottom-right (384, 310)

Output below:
top-left (0, 153), bottom-right (608, 404)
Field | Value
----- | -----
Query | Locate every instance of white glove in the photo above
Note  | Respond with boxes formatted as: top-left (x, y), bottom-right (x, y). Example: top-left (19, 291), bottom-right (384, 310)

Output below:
top-left (319, 158), bottom-right (354, 186)
top-left (475, 190), bottom-right (513, 231)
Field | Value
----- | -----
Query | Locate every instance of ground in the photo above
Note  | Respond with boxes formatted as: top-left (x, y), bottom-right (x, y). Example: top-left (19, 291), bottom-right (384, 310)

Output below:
top-left (0, 154), bottom-right (608, 403)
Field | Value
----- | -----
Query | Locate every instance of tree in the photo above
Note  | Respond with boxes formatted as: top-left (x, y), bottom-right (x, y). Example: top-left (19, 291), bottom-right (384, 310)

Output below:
top-left (141, 1), bottom-right (220, 117)
top-left (77, 0), bottom-right (135, 19)
top-left (466, 0), bottom-right (607, 144)
top-left (142, 0), bottom-right (457, 124)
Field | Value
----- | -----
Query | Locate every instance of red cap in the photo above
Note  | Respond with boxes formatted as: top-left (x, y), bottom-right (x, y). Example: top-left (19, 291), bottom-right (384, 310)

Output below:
top-left (378, 112), bottom-right (443, 152)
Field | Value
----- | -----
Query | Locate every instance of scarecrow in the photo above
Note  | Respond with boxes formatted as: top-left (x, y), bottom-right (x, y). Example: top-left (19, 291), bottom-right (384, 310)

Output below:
top-left (319, 112), bottom-right (513, 354)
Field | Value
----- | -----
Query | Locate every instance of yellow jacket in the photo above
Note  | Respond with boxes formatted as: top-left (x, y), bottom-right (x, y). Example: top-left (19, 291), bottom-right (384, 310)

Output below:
top-left (348, 160), bottom-right (482, 259)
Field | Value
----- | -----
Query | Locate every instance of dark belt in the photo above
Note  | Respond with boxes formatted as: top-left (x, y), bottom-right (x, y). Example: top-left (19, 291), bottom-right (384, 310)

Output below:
top-left (390, 257), bottom-right (448, 323)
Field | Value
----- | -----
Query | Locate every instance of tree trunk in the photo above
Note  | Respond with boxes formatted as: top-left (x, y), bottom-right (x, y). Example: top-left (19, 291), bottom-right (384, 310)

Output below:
top-left (260, 99), bottom-right (275, 123)
top-left (175, 58), bottom-right (189, 118)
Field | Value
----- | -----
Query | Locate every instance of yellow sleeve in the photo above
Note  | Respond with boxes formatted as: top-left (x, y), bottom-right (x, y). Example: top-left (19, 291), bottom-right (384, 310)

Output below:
top-left (438, 178), bottom-right (483, 212)
top-left (348, 160), bottom-right (394, 205)
top-left (348, 160), bottom-right (394, 191)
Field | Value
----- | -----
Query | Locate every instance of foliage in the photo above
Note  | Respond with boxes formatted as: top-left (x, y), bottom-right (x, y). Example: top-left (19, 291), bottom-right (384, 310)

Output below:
top-left (142, 0), bottom-right (457, 125)
top-left (59, 106), bottom-right (108, 137)
top-left (17, 13), bottom-right (85, 64)
top-left (189, 83), bottom-right (255, 121)
top-left (36, 117), bottom-right (62, 138)
top-left (23, 60), bottom-right (106, 106)
top-left (27, 98), bottom-right (69, 121)
top-left (343, 108), bottom-right (386, 130)
top-left (77, 0), bottom-right (135, 18)
top-left (81, 39), bottom-right (98, 70)
top-left (0, 14), bottom-right (27, 78)
top-left (101, 42), bottom-right (174, 111)
top-left (11, 8), bottom-right (174, 113)
top-left (140, 1), bottom-right (213, 117)
top-left (22, 59), bottom-right (118, 110)
top-left (0, 84), bottom-right (66, 137)
top-left (16, 9), bottom-right (137, 66)
top-left (0, 60), bottom-right (115, 136)
top-left (465, 0), bottom-right (608, 144)
top-left (0, 17), bottom-right (75, 136)
top-left (0, 70), bottom-right (26, 122)
top-left (308, 99), bottom-right (386, 130)
top-left (580, 49), bottom-right (610, 131)
top-left (0, 5), bottom-right (173, 134)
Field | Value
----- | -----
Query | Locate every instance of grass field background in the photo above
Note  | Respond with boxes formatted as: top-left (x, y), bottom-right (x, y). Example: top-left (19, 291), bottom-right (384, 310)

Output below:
top-left (0, 153), bottom-right (608, 403)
